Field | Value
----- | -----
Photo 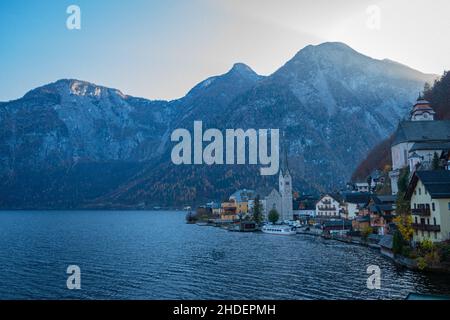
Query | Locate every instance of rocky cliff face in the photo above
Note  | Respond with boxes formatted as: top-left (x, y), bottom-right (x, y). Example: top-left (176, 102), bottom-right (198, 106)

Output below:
top-left (0, 43), bottom-right (438, 208)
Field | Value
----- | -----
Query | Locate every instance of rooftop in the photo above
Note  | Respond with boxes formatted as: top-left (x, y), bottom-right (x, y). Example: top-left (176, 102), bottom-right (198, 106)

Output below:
top-left (392, 120), bottom-right (450, 146)
top-left (230, 189), bottom-right (256, 202)
top-left (406, 170), bottom-right (450, 199)
top-left (379, 234), bottom-right (393, 249)
top-left (342, 192), bottom-right (371, 204)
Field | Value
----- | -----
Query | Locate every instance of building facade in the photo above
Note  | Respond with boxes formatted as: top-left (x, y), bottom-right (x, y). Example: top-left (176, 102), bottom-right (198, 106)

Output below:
top-left (316, 194), bottom-right (341, 220)
top-left (406, 171), bottom-right (450, 243)
top-left (264, 189), bottom-right (282, 221)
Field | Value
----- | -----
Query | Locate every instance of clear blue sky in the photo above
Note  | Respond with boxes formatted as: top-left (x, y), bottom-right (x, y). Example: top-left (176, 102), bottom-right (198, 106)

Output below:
top-left (1, 0), bottom-right (449, 102)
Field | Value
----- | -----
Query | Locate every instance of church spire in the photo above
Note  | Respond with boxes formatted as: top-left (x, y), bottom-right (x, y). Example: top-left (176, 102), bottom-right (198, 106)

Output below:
top-left (281, 131), bottom-right (290, 176)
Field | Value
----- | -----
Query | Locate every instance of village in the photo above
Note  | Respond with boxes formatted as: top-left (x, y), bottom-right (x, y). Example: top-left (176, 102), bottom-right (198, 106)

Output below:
top-left (187, 97), bottom-right (450, 273)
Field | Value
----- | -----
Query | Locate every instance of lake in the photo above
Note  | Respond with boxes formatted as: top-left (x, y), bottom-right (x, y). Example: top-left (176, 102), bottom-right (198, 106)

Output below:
top-left (1, 210), bottom-right (450, 300)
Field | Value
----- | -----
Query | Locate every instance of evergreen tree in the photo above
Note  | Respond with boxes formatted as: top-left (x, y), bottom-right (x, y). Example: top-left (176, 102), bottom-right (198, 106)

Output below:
top-left (394, 167), bottom-right (414, 246)
top-left (268, 209), bottom-right (279, 224)
top-left (392, 231), bottom-right (404, 255)
top-left (432, 152), bottom-right (441, 170)
top-left (423, 71), bottom-right (450, 119)
top-left (253, 195), bottom-right (263, 224)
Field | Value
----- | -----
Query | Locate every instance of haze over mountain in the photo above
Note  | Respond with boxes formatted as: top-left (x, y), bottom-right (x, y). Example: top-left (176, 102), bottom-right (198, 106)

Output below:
top-left (0, 42), bottom-right (438, 208)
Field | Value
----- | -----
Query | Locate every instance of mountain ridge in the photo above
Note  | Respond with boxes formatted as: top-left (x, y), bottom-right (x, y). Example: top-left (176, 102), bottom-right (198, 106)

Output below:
top-left (0, 42), bottom-right (439, 208)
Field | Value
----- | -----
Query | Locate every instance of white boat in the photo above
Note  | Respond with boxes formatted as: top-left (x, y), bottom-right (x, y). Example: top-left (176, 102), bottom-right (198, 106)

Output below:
top-left (262, 224), bottom-right (297, 235)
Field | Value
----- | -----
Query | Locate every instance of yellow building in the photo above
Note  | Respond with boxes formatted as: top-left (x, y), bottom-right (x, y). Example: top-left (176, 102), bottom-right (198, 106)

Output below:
top-left (406, 171), bottom-right (450, 243)
top-left (229, 189), bottom-right (256, 215)
top-left (221, 200), bottom-right (237, 221)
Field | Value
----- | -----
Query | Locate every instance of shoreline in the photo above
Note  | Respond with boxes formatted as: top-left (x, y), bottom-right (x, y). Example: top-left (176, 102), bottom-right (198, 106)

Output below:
top-left (306, 231), bottom-right (450, 275)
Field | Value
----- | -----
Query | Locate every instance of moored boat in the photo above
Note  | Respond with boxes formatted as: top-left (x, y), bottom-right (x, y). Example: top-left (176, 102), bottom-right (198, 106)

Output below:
top-left (262, 224), bottom-right (296, 235)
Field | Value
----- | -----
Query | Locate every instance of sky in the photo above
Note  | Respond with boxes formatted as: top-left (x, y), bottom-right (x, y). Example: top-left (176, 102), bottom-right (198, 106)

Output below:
top-left (1, 0), bottom-right (449, 102)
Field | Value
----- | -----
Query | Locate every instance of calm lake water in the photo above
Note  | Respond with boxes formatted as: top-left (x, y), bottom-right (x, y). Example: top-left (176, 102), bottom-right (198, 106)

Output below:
top-left (1, 210), bottom-right (450, 300)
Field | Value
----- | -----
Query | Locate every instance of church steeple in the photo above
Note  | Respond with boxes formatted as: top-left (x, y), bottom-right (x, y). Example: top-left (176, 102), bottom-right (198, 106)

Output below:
top-left (278, 130), bottom-right (293, 222)
top-left (410, 96), bottom-right (435, 121)
top-left (280, 131), bottom-right (290, 176)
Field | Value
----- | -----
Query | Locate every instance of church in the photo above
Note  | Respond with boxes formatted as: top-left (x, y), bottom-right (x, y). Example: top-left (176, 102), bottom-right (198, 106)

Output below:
top-left (389, 97), bottom-right (450, 194)
top-left (264, 146), bottom-right (294, 222)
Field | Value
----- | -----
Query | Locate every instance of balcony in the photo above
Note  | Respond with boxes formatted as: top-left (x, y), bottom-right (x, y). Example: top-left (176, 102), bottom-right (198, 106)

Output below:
top-left (318, 206), bottom-right (337, 211)
top-left (411, 208), bottom-right (431, 216)
top-left (412, 223), bottom-right (441, 232)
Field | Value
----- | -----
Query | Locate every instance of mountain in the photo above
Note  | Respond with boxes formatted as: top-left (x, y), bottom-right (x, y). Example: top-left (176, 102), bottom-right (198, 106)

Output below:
top-left (0, 42), bottom-right (438, 208)
top-left (0, 79), bottom-right (176, 208)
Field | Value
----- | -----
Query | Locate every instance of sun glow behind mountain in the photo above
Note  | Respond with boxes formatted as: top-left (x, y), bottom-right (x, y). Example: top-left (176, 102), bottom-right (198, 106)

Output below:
top-left (0, 0), bottom-right (449, 102)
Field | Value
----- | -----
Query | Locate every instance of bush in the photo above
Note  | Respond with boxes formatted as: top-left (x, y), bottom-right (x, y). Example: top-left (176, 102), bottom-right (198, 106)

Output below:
top-left (361, 226), bottom-right (373, 241)
top-left (416, 239), bottom-right (441, 268)
top-left (420, 239), bottom-right (434, 252)
top-left (417, 257), bottom-right (427, 270)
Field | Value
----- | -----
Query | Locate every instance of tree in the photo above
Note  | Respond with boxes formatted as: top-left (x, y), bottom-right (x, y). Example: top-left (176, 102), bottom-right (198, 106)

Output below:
top-left (268, 209), bottom-right (279, 224)
top-left (392, 231), bottom-right (404, 255)
top-left (361, 226), bottom-right (373, 242)
top-left (432, 152), bottom-right (441, 170)
top-left (393, 167), bottom-right (414, 247)
top-left (423, 71), bottom-right (450, 120)
top-left (397, 167), bottom-right (410, 195)
top-left (395, 167), bottom-right (411, 215)
top-left (393, 215), bottom-right (414, 243)
top-left (252, 195), bottom-right (263, 224)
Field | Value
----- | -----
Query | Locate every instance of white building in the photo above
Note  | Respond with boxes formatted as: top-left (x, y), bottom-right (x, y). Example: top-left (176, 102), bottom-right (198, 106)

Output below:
top-left (279, 167), bottom-right (293, 222)
top-left (389, 98), bottom-right (450, 194)
top-left (355, 182), bottom-right (370, 193)
top-left (316, 194), bottom-right (341, 219)
top-left (294, 208), bottom-right (316, 218)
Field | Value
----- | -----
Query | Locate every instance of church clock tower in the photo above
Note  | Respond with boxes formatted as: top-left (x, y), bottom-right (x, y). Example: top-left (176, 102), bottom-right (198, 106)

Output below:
top-left (411, 96), bottom-right (435, 121)
top-left (278, 137), bottom-right (293, 222)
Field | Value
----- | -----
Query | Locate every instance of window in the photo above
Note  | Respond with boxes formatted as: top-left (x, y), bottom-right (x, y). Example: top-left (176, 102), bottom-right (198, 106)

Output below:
top-left (415, 217), bottom-right (418, 224)
top-left (414, 203), bottom-right (417, 209)
top-left (433, 217), bottom-right (436, 226)
top-left (448, 202), bottom-right (450, 210)
top-left (418, 188), bottom-right (421, 195)
top-left (432, 203), bottom-right (435, 211)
